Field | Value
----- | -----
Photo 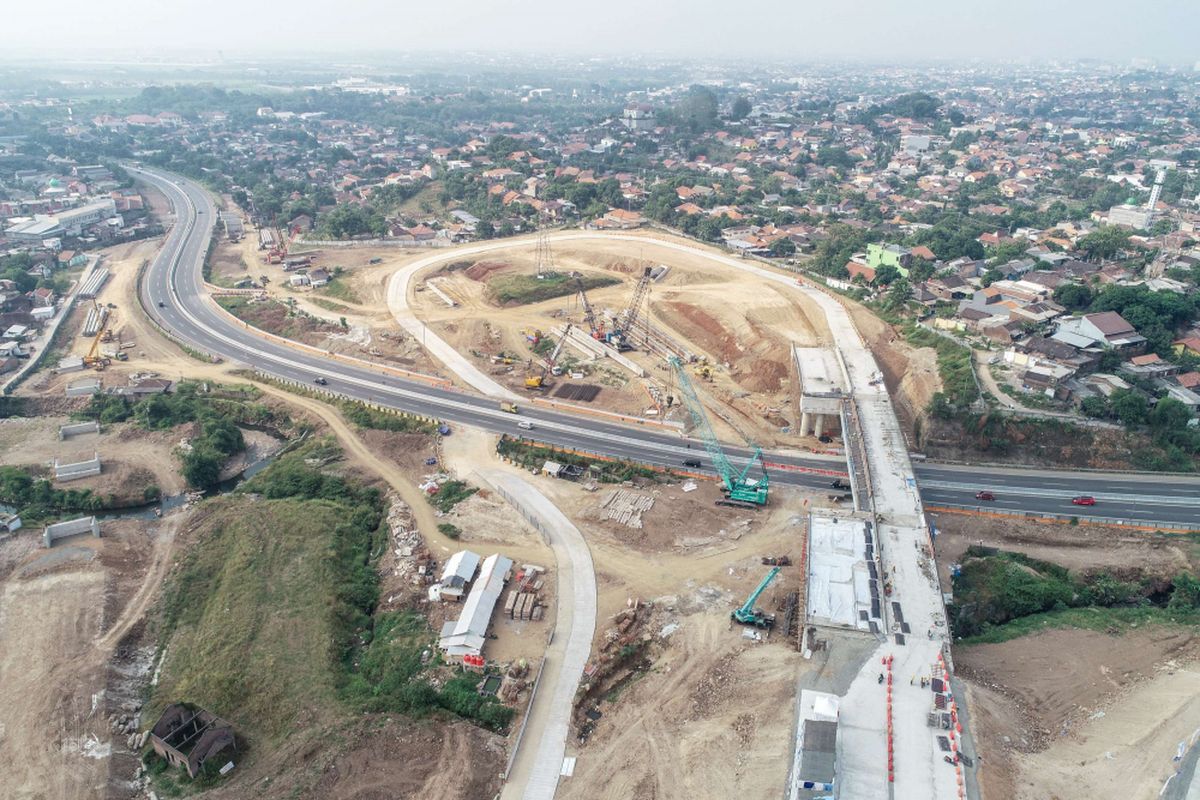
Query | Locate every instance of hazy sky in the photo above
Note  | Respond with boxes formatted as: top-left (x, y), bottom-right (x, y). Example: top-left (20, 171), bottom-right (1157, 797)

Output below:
top-left (2, 0), bottom-right (1197, 63)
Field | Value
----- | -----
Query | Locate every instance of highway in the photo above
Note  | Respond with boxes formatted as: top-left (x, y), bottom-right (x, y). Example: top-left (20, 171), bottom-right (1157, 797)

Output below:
top-left (131, 167), bottom-right (1200, 528)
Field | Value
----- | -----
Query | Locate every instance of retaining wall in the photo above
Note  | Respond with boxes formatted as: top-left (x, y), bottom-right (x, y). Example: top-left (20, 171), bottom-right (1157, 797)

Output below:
top-left (43, 516), bottom-right (101, 547)
top-left (59, 421), bottom-right (100, 439)
top-left (54, 453), bottom-right (101, 481)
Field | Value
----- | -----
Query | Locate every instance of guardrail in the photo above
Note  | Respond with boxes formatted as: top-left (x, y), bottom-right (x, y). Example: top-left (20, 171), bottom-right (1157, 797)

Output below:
top-left (924, 503), bottom-right (1200, 533)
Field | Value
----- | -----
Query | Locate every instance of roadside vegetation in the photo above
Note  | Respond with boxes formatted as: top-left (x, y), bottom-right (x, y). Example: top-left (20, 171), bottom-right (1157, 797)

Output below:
top-left (950, 547), bottom-right (1200, 641)
top-left (497, 435), bottom-right (668, 483)
top-left (486, 270), bottom-right (618, 306)
top-left (427, 479), bottom-right (478, 513)
top-left (338, 400), bottom-right (437, 434)
top-left (0, 465), bottom-right (106, 522)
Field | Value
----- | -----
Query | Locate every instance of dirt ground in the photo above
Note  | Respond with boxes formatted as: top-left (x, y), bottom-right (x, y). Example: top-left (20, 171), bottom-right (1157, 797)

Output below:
top-left (558, 610), bottom-right (804, 800)
top-left (308, 719), bottom-right (505, 800)
top-left (0, 513), bottom-right (186, 800)
top-left (931, 512), bottom-right (1200, 800)
top-left (841, 298), bottom-right (940, 442)
top-left (359, 236), bottom-right (839, 446)
top-left (0, 414), bottom-right (188, 498)
top-left (959, 628), bottom-right (1200, 800)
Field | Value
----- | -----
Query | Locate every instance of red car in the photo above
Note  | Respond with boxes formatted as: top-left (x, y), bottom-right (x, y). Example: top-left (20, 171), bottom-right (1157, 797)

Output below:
top-left (975, 491), bottom-right (995, 501)
top-left (1071, 495), bottom-right (1096, 506)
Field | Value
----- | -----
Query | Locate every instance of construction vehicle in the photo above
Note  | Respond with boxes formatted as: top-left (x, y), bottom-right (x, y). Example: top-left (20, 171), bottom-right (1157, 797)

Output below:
top-left (499, 401), bottom-right (519, 414)
top-left (614, 266), bottom-right (653, 350)
top-left (669, 356), bottom-right (769, 507)
top-left (572, 272), bottom-right (604, 340)
top-left (83, 305), bottom-right (116, 370)
top-left (525, 323), bottom-right (572, 390)
top-left (732, 566), bottom-right (780, 628)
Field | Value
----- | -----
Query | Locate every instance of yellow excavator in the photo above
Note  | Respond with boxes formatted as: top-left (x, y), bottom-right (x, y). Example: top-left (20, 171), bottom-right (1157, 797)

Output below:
top-left (525, 323), bottom-right (571, 390)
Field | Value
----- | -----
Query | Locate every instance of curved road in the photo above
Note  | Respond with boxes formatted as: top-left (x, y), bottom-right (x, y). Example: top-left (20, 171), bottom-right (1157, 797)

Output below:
top-left (131, 167), bottom-right (1200, 527)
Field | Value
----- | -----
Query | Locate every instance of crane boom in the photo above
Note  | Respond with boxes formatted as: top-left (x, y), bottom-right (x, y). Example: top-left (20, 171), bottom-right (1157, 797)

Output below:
top-left (668, 356), bottom-right (768, 506)
top-left (621, 266), bottom-right (653, 344)
top-left (732, 566), bottom-right (780, 627)
top-left (572, 272), bottom-right (602, 337)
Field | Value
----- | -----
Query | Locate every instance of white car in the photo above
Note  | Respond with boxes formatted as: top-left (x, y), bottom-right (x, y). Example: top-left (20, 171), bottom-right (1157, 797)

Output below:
top-left (517, 421), bottom-right (534, 430)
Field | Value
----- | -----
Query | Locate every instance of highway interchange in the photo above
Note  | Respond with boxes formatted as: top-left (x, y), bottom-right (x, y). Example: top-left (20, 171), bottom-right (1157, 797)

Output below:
top-left (131, 166), bottom-right (1200, 529)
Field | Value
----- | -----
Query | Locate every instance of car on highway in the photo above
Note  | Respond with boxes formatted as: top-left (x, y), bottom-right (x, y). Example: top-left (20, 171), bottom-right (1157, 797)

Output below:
top-left (157, 301), bottom-right (165, 307)
top-left (683, 458), bottom-right (702, 468)
top-left (975, 490), bottom-right (995, 501)
top-left (517, 420), bottom-right (534, 430)
top-left (313, 377), bottom-right (328, 386)
top-left (1071, 495), bottom-right (1096, 506)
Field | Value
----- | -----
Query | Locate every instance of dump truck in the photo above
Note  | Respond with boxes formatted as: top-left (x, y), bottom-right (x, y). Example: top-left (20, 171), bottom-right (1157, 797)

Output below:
top-left (499, 402), bottom-right (519, 414)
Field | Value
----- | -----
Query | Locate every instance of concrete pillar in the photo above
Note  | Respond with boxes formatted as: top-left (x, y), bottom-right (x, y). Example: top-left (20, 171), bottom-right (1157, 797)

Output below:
top-left (814, 414), bottom-right (826, 439)
top-left (800, 412), bottom-right (810, 437)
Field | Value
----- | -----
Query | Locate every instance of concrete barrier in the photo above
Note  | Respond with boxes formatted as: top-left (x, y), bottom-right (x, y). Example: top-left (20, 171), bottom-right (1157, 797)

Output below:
top-left (552, 325), bottom-right (647, 378)
top-left (59, 421), bottom-right (100, 439)
top-left (54, 453), bottom-right (101, 481)
top-left (43, 516), bottom-right (100, 547)
top-left (65, 378), bottom-right (102, 397)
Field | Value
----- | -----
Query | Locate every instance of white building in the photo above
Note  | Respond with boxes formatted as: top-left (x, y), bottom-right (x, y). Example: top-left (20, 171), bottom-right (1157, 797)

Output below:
top-left (438, 553), bottom-right (513, 661)
top-left (434, 550), bottom-right (481, 603)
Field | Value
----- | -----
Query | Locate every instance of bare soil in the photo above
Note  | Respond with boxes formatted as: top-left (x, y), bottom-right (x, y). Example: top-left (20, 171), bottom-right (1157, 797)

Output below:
top-left (931, 512), bottom-right (1200, 800)
top-left (0, 513), bottom-right (187, 800)
top-left (308, 719), bottom-right (505, 800)
top-left (558, 611), bottom-right (804, 800)
top-left (399, 236), bottom-right (835, 446)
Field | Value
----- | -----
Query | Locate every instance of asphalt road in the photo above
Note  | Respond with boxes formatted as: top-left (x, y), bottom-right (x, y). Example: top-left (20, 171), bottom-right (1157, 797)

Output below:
top-left (130, 167), bottom-right (1200, 528)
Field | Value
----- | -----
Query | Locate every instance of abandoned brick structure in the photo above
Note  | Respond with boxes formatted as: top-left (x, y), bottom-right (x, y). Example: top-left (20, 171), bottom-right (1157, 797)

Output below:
top-left (148, 703), bottom-right (236, 778)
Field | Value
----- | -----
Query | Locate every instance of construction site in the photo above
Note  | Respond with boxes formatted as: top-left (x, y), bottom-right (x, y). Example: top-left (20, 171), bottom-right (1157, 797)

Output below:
top-left (2, 178), bottom-right (1198, 800)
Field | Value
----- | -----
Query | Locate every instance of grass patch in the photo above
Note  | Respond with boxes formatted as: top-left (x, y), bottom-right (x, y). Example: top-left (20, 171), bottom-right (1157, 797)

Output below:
top-left (486, 270), bottom-right (618, 306)
top-left (217, 296), bottom-right (341, 341)
top-left (151, 441), bottom-right (512, 774)
top-left (318, 276), bottom-right (361, 305)
top-left (902, 322), bottom-right (979, 411)
top-left (151, 494), bottom-right (372, 746)
top-left (437, 522), bottom-right (461, 539)
top-left (428, 479), bottom-right (477, 513)
top-left (310, 297), bottom-right (353, 314)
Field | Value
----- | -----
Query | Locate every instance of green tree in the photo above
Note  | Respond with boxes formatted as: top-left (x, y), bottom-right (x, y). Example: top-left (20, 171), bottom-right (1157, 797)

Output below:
top-left (730, 97), bottom-right (752, 121)
top-left (769, 238), bottom-right (796, 258)
top-left (872, 265), bottom-right (901, 287)
top-left (1168, 573), bottom-right (1200, 610)
top-left (1150, 397), bottom-right (1192, 431)
top-left (1053, 282), bottom-right (1094, 310)
top-left (1110, 389), bottom-right (1149, 426)
top-left (1076, 226), bottom-right (1130, 261)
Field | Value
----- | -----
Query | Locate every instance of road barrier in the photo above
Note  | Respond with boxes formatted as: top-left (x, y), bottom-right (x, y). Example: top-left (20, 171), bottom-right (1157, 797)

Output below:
top-left (924, 503), bottom-right (1200, 533)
